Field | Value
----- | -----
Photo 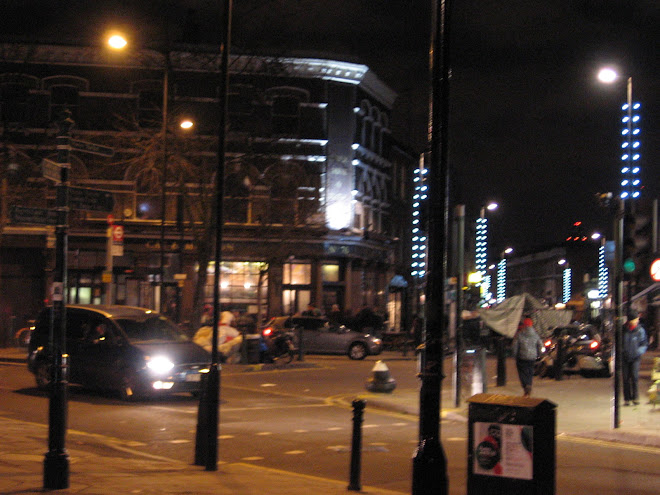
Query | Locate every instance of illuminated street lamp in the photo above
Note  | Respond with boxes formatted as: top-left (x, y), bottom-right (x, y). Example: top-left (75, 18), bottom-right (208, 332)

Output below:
top-left (597, 66), bottom-right (642, 428)
top-left (598, 68), bottom-right (642, 200)
top-left (558, 258), bottom-right (571, 304)
top-left (496, 247), bottom-right (513, 303)
top-left (107, 32), bottom-right (193, 315)
top-left (475, 202), bottom-right (498, 304)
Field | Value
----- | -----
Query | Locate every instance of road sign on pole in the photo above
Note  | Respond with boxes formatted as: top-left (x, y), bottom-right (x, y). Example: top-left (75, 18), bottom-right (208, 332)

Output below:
top-left (69, 186), bottom-right (114, 212)
top-left (69, 139), bottom-right (115, 157)
top-left (41, 158), bottom-right (62, 183)
top-left (10, 205), bottom-right (57, 225)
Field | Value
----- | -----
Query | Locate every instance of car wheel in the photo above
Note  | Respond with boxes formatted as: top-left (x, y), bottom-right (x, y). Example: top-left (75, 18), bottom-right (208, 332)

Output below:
top-left (348, 342), bottom-right (368, 360)
top-left (34, 361), bottom-right (51, 390)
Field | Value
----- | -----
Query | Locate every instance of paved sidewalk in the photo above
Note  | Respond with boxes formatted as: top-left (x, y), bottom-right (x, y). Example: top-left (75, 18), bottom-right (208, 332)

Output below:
top-left (1, 346), bottom-right (659, 494)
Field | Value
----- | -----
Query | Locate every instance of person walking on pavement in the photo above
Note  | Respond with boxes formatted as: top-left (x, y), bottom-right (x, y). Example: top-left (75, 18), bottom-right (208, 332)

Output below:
top-left (622, 309), bottom-right (648, 406)
top-left (512, 317), bottom-right (543, 397)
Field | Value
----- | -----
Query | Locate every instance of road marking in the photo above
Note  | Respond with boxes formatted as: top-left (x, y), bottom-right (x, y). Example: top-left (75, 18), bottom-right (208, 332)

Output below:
top-left (219, 434), bottom-right (234, 439)
top-left (260, 383), bottom-right (277, 387)
top-left (326, 426), bottom-right (342, 431)
top-left (559, 433), bottom-right (660, 453)
top-left (327, 445), bottom-right (349, 452)
top-left (294, 429), bottom-right (309, 433)
top-left (168, 439), bottom-right (191, 444)
top-left (256, 431), bottom-right (273, 436)
top-left (363, 424), bottom-right (379, 428)
top-left (284, 450), bottom-right (306, 455)
top-left (242, 456), bottom-right (264, 461)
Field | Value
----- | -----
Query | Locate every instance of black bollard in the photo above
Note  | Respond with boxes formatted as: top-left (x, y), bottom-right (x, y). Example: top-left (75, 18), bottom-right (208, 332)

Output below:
top-left (496, 337), bottom-right (507, 387)
top-left (348, 399), bottom-right (366, 491)
top-left (297, 325), bottom-right (305, 361)
top-left (555, 338), bottom-right (564, 381)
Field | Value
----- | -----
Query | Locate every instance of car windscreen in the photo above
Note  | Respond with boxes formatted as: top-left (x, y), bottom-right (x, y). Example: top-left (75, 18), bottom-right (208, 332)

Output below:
top-left (114, 316), bottom-right (189, 343)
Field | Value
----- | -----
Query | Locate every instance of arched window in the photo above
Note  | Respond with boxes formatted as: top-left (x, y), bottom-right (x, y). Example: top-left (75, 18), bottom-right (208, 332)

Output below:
top-left (43, 76), bottom-right (88, 122)
top-left (266, 86), bottom-right (309, 136)
top-left (0, 73), bottom-right (39, 123)
top-left (131, 80), bottom-right (164, 128)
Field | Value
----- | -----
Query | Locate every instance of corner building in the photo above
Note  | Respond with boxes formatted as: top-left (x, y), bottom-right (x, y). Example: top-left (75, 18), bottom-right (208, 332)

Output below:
top-left (0, 43), bottom-right (414, 335)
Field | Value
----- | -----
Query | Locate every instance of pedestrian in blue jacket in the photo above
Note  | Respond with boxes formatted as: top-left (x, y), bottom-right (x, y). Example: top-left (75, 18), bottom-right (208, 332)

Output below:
top-left (622, 309), bottom-right (648, 406)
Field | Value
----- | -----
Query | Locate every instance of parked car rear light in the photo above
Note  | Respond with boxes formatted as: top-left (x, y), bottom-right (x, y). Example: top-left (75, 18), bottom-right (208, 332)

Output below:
top-left (590, 341), bottom-right (599, 350)
top-left (263, 327), bottom-right (273, 337)
top-left (544, 339), bottom-right (552, 347)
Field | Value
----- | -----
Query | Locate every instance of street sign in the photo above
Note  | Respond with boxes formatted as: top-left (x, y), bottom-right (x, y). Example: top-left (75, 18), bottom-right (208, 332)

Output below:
top-left (10, 205), bottom-right (57, 225)
top-left (69, 139), bottom-right (115, 157)
top-left (41, 158), bottom-right (62, 183)
top-left (69, 186), bottom-right (115, 212)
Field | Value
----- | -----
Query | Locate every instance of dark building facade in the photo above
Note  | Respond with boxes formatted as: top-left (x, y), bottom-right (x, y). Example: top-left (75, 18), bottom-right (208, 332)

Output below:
top-left (0, 42), bottom-right (415, 340)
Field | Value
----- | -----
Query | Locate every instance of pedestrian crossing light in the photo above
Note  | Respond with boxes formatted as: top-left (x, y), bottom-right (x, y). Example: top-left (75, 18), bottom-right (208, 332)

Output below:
top-left (623, 257), bottom-right (636, 274)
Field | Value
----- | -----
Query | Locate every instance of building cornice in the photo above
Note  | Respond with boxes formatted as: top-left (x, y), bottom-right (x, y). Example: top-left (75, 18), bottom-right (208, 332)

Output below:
top-left (0, 43), bottom-right (397, 108)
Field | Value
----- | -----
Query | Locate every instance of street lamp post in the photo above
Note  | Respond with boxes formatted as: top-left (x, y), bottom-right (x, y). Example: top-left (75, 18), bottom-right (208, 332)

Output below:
top-left (597, 67), bottom-right (642, 428)
top-left (194, 0), bottom-right (233, 471)
top-left (411, 0), bottom-right (450, 493)
top-left (475, 202), bottom-right (498, 304)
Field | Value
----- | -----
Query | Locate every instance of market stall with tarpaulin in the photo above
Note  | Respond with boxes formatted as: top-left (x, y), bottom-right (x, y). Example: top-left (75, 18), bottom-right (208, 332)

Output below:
top-left (478, 293), bottom-right (573, 339)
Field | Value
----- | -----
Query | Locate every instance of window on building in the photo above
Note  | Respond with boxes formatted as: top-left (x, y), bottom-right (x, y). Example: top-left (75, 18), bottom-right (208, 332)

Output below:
top-left (49, 85), bottom-right (80, 121)
top-left (322, 264), bottom-right (340, 282)
top-left (283, 263), bottom-right (311, 285)
top-left (43, 76), bottom-right (88, 122)
top-left (267, 87), bottom-right (309, 136)
top-left (0, 74), bottom-right (39, 123)
top-left (131, 80), bottom-right (164, 128)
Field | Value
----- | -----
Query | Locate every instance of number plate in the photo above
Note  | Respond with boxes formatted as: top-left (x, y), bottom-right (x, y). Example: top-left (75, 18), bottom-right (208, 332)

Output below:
top-left (185, 373), bottom-right (201, 382)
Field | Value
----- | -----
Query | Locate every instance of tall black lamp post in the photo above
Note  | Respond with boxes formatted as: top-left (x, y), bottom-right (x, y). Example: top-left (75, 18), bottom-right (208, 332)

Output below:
top-left (194, 0), bottom-right (232, 471)
top-left (411, 0), bottom-right (451, 493)
top-left (43, 111), bottom-right (73, 490)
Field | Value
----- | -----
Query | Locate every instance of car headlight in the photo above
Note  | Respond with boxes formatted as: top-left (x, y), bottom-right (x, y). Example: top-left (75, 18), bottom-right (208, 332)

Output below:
top-left (146, 356), bottom-right (175, 375)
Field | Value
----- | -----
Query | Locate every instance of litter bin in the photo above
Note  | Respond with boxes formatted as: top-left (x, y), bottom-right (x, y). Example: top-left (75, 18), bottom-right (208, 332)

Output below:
top-left (467, 393), bottom-right (556, 495)
top-left (245, 334), bottom-right (262, 364)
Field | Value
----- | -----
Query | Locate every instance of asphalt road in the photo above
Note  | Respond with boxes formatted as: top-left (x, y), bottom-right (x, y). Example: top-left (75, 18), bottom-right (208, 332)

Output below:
top-left (1, 356), bottom-right (659, 494)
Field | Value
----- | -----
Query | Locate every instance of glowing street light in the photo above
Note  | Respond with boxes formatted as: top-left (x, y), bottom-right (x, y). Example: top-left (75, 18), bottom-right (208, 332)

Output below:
top-left (598, 67), bottom-right (642, 200)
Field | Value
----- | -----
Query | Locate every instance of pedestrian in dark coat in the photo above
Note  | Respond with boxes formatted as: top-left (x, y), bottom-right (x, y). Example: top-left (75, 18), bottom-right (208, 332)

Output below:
top-left (512, 318), bottom-right (543, 397)
top-left (622, 309), bottom-right (648, 406)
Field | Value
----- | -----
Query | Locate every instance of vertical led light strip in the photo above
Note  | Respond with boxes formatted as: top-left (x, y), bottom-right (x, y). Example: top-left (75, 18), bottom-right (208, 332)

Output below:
top-left (620, 100), bottom-right (641, 199)
top-left (475, 217), bottom-right (487, 278)
top-left (410, 159), bottom-right (428, 280)
top-left (598, 244), bottom-right (608, 299)
top-left (496, 259), bottom-right (506, 303)
top-left (562, 268), bottom-right (572, 304)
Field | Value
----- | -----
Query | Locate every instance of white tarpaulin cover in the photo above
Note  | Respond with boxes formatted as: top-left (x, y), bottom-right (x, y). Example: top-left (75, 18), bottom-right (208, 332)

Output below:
top-left (477, 293), bottom-right (573, 338)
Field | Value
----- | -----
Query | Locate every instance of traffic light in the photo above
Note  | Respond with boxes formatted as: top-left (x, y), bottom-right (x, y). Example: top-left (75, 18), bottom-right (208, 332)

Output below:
top-left (623, 199), bottom-right (657, 277)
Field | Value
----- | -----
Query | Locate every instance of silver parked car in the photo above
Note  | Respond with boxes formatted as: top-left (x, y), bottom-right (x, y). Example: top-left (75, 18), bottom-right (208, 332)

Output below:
top-left (262, 316), bottom-right (383, 360)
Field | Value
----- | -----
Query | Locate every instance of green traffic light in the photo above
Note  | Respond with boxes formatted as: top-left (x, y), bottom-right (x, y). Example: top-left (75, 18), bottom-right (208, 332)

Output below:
top-left (623, 258), bottom-right (636, 273)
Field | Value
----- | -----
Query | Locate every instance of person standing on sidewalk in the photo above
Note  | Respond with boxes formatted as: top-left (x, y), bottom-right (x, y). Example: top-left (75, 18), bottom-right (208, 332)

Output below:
top-left (622, 309), bottom-right (648, 406)
top-left (512, 317), bottom-right (543, 397)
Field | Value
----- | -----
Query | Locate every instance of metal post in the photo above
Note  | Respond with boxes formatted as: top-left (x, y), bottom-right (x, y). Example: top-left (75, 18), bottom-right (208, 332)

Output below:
top-left (496, 336), bottom-right (507, 386)
top-left (454, 205), bottom-right (464, 406)
top-left (159, 54), bottom-right (170, 314)
top-left (43, 111), bottom-right (73, 490)
top-left (195, 0), bottom-right (232, 471)
top-left (412, 1), bottom-right (450, 493)
top-left (348, 399), bottom-right (366, 491)
top-left (612, 198), bottom-right (624, 428)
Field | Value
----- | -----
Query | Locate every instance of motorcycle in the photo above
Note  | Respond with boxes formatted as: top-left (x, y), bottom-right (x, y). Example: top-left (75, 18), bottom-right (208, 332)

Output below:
top-left (261, 326), bottom-right (296, 364)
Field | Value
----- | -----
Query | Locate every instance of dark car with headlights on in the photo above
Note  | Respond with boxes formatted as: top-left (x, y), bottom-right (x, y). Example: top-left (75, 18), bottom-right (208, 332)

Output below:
top-left (27, 305), bottom-right (210, 400)
top-left (262, 316), bottom-right (383, 360)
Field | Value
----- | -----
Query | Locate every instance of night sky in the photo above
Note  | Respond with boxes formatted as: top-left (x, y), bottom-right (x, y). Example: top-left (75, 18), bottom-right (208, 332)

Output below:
top-left (2, 0), bottom-right (658, 254)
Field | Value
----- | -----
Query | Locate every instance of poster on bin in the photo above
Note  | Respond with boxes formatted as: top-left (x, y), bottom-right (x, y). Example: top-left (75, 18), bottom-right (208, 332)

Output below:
top-left (473, 422), bottom-right (533, 480)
